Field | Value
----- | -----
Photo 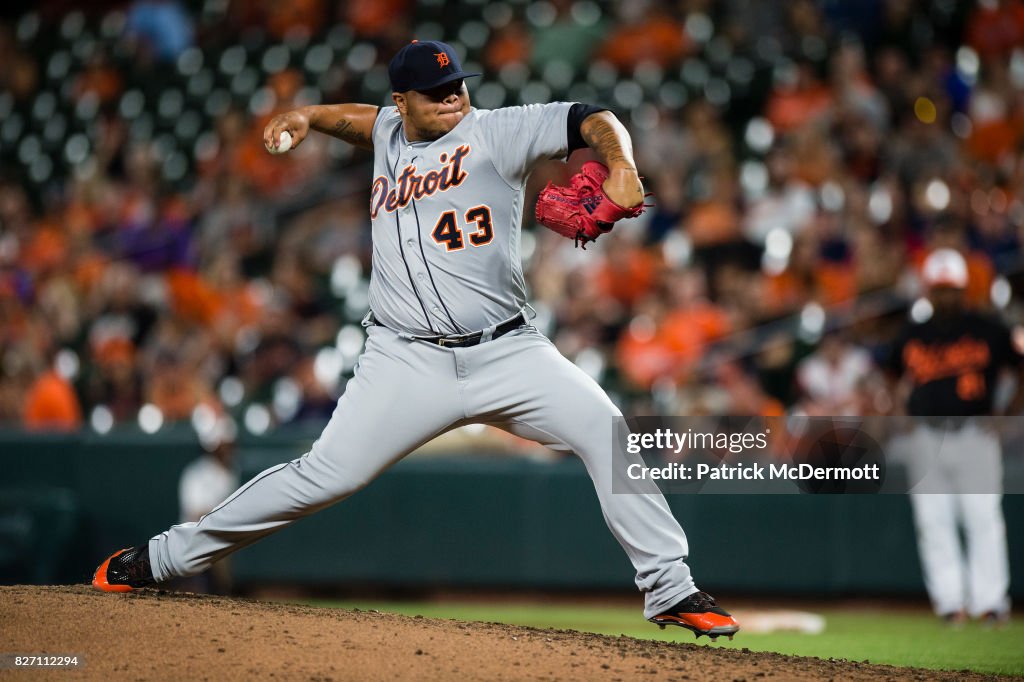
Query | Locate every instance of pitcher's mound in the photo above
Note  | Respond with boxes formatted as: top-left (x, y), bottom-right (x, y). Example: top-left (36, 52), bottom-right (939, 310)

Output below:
top-left (0, 586), bottom-right (981, 680)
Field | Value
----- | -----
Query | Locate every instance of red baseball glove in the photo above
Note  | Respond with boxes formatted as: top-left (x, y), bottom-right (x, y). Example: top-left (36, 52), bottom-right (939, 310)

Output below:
top-left (535, 161), bottom-right (646, 248)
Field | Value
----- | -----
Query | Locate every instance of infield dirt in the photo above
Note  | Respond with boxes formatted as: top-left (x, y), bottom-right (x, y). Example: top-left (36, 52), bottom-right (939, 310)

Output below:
top-left (0, 585), bottom-right (1005, 681)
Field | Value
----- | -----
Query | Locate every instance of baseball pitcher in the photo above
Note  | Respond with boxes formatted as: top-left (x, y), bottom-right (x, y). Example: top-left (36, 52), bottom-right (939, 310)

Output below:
top-left (92, 40), bottom-right (739, 639)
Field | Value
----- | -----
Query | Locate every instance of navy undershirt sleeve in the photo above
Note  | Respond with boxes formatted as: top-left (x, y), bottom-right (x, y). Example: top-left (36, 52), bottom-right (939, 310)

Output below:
top-left (567, 103), bottom-right (609, 153)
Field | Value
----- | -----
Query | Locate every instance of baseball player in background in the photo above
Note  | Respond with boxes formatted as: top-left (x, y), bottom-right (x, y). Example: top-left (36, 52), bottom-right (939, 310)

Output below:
top-left (92, 40), bottom-right (740, 640)
top-left (887, 248), bottom-right (1020, 627)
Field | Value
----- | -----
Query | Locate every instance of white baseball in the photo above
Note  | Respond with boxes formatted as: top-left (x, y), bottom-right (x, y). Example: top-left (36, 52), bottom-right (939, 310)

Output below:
top-left (267, 131), bottom-right (293, 154)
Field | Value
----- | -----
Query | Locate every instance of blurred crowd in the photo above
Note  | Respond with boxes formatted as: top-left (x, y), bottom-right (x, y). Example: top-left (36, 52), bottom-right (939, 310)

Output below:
top-left (2, 0), bottom-right (1024, 440)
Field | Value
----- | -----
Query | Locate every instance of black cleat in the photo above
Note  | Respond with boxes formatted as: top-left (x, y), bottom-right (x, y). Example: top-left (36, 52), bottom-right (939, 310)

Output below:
top-left (649, 591), bottom-right (740, 639)
top-left (92, 545), bottom-right (156, 592)
top-left (979, 610), bottom-right (1009, 629)
top-left (940, 610), bottom-right (967, 630)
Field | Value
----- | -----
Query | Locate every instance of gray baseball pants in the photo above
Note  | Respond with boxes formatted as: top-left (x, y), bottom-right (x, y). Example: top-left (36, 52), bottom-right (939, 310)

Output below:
top-left (149, 323), bottom-right (698, 618)
top-left (905, 422), bottom-right (1010, 617)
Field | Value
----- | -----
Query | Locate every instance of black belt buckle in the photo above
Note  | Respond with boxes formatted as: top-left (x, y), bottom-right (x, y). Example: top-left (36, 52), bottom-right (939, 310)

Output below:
top-left (437, 334), bottom-right (478, 348)
top-left (432, 313), bottom-right (525, 348)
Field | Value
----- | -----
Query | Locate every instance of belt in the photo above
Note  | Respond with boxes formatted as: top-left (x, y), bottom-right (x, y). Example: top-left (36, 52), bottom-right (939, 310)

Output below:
top-left (370, 311), bottom-right (527, 348)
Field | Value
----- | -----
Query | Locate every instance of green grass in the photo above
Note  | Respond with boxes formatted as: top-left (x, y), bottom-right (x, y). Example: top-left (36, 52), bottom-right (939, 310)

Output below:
top-left (297, 599), bottom-right (1024, 676)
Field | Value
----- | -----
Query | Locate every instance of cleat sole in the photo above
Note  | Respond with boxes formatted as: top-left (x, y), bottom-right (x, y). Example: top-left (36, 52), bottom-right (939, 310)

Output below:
top-left (648, 616), bottom-right (740, 640)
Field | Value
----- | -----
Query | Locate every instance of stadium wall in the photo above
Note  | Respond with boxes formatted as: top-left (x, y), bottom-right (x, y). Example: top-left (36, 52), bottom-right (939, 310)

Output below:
top-left (2, 430), bottom-right (1022, 597)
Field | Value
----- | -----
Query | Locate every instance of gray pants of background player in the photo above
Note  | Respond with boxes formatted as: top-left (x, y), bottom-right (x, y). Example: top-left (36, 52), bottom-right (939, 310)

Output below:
top-left (149, 323), bottom-right (697, 618)
top-left (904, 422), bottom-right (1010, 617)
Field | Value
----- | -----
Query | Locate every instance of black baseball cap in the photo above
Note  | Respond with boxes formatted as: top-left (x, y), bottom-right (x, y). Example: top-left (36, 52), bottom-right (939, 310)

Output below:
top-left (388, 40), bottom-right (481, 93)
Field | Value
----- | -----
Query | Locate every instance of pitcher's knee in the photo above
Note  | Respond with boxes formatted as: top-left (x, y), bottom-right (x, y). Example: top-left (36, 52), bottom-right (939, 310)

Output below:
top-left (283, 453), bottom-right (378, 506)
top-left (569, 409), bottom-right (619, 454)
top-left (326, 471), bottom-right (375, 501)
top-left (300, 462), bottom-right (379, 506)
top-left (571, 398), bottom-right (619, 435)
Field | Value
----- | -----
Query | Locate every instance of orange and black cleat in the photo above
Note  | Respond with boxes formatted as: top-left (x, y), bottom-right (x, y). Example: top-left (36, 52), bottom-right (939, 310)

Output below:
top-left (92, 545), bottom-right (156, 592)
top-left (649, 591), bottom-right (740, 641)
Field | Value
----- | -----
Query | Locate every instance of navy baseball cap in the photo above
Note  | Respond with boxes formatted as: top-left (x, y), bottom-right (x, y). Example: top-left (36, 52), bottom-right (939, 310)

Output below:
top-left (388, 40), bottom-right (480, 93)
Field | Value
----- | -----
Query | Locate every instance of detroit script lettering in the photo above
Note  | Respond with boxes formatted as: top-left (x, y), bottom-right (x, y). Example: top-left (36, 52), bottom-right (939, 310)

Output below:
top-left (371, 145), bottom-right (471, 218)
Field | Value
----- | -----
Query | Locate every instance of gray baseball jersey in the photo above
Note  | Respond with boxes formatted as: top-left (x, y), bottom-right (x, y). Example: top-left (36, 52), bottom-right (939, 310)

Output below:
top-left (147, 101), bottom-right (703, 619)
top-left (368, 103), bottom-right (571, 335)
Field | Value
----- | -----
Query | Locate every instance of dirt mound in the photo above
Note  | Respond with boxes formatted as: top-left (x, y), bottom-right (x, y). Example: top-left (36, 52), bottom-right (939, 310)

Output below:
top-left (0, 586), bottom-right (994, 681)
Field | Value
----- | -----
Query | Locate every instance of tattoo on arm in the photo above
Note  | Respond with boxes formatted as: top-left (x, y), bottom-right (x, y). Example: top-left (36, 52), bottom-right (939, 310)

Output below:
top-left (331, 119), bottom-right (370, 147)
top-left (580, 114), bottom-right (635, 170)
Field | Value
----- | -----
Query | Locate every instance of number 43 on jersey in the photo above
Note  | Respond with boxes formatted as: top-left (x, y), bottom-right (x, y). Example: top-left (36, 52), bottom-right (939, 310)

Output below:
top-left (432, 206), bottom-right (493, 252)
